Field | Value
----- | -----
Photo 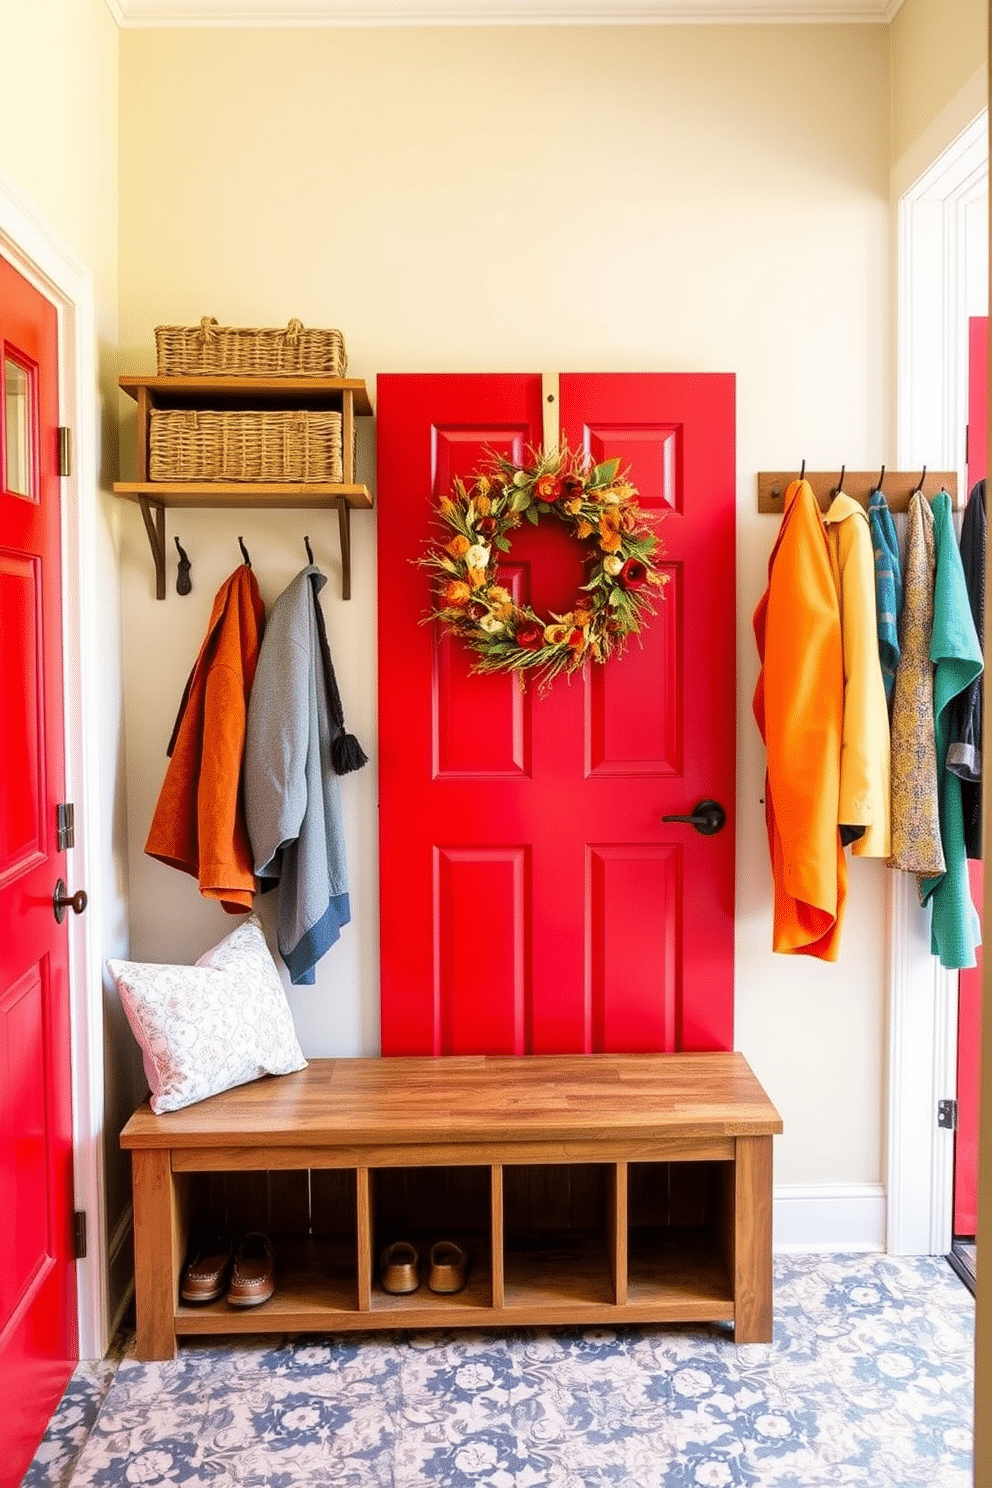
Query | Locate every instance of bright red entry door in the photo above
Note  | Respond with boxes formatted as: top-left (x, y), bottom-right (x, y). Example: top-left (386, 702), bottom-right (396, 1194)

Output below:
top-left (0, 253), bottom-right (77, 1486)
top-left (377, 373), bottom-right (736, 1056)
top-left (954, 315), bottom-right (987, 1239)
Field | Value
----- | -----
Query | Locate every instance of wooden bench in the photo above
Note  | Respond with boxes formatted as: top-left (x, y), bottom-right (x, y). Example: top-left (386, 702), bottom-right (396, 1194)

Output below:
top-left (121, 1051), bottom-right (782, 1361)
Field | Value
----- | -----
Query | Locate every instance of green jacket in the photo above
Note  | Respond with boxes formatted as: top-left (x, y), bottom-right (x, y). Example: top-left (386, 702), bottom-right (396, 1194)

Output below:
top-left (919, 491), bottom-right (984, 970)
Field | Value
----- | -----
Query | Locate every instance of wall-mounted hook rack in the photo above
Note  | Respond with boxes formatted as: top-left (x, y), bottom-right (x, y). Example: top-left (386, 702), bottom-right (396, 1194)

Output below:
top-left (758, 470), bottom-right (959, 514)
top-left (114, 375), bottom-right (374, 600)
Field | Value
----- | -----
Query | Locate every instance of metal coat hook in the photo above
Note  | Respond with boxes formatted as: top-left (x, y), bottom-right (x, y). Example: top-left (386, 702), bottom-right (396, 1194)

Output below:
top-left (238, 535), bottom-right (252, 568)
top-left (769, 460), bottom-right (807, 500)
top-left (174, 535), bottom-right (192, 596)
top-left (915, 466), bottom-right (927, 494)
top-left (876, 465), bottom-right (885, 492)
top-left (834, 465), bottom-right (846, 494)
top-left (304, 535), bottom-right (314, 565)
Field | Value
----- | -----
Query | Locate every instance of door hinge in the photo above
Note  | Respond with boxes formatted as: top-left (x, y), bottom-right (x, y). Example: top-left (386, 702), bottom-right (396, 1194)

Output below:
top-left (56, 802), bottom-right (75, 852)
top-left (937, 1098), bottom-right (958, 1131)
top-left (57, 426), bottom-right (72, 478)
top-left (73, 1210), bottom-right (87, 1259)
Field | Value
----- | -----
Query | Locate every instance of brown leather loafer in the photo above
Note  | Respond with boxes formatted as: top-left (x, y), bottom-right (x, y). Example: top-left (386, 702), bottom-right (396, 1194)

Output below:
top-left (226, 1231), bottom-right (275, 1307)
top-left (428, 1241), bottom-right (468, 1294)
top-left (180, 1231), bottom-right (234, 1304)
top-left (380, 1240), bottom-right (420, 1294)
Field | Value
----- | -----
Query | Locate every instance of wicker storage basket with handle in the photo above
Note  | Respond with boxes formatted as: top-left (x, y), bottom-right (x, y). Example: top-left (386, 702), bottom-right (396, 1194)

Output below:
top-left (149, 408), bottom-right (344, 483)
top-left (154, 317), bottom-right (347, 378)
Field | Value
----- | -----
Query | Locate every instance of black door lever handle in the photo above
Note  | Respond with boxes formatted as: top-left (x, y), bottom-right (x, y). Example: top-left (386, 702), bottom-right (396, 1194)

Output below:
top-left (661, 799), bottom-right (727, 836)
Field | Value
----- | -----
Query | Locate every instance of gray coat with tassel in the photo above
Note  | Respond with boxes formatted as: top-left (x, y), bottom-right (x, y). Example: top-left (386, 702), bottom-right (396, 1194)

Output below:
top-left (245, 565), bottom-right (351, 985)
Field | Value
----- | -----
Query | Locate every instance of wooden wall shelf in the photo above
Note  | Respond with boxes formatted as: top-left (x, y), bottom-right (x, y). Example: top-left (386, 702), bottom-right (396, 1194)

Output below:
top-left (118, 374), bottom-right (373, 416)
top-left (120, 1052), bottom-right (782, 1362)
top-left (114, 375), bottom-right (374, 599)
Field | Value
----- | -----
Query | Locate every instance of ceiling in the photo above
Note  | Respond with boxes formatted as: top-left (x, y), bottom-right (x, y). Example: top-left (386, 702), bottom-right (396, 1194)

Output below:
top-left (105, 0), bottom-right (906, 26)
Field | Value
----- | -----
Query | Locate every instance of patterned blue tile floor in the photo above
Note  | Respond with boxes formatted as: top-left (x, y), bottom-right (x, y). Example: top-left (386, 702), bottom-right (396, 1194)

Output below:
top-left (24, 1254), bottom-right (974, 1488)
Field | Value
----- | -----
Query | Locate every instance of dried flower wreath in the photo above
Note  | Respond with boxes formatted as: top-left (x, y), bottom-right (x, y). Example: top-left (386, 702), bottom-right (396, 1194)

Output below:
top-left (421, 443), bottom-right (666, 686)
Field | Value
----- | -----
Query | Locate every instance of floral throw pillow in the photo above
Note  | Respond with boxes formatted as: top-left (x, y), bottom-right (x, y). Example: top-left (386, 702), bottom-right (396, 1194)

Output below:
top-left (107, 914), bottom-right (307, 1114)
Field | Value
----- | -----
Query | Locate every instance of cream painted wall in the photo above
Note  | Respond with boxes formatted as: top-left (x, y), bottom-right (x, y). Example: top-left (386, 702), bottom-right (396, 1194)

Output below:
top-left (0, 0), bottom-right (139, 1326)
top-left (891, 0), bottom-right (987, 162)
top-left (1, 0), bottom-right (118, 280)
top-left (119, 22), bottom-right (891, 1192)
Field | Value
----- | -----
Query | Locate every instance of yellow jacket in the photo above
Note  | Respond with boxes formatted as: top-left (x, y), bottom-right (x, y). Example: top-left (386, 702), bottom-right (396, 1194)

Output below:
top-left (823, 493), bottom-right (891, 859)
top-left (753, 479), bottom-right (847, 960)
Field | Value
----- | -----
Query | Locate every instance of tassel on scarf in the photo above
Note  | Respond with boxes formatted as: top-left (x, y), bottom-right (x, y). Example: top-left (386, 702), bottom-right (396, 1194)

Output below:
top-left (308, 568), bottom-right (369, 776)
top-left (332, 730), bottom-right (369, 775)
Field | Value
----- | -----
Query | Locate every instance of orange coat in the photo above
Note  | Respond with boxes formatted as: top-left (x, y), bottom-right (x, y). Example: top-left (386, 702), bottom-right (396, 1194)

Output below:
top-left (753, 479), bottom-right (847, 960)
top-left (145, 564), bottom-right (266, 912)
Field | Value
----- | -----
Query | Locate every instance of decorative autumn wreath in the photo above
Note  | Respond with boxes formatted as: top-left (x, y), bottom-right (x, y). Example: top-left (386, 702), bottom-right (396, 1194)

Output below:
top-left (421, 443), bottom-right (666, 685)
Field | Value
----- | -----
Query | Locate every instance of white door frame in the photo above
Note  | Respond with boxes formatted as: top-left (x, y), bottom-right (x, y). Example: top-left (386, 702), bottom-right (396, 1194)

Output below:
top-left (889, 106), bottom-right (988, 1256)
top-left (0, 169), bottom-right (109, 1358)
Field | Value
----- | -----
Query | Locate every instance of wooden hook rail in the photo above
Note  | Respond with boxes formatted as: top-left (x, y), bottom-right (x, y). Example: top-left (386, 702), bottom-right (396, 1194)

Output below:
top-left (758, 470), bottom-right (959, 514)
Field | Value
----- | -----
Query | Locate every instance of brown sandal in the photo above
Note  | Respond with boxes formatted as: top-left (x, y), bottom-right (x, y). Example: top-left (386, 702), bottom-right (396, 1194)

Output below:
top-left (428, 1241), bottom-right (468, 1294)
top-left (380, 1241), bottom-right (420, 1294)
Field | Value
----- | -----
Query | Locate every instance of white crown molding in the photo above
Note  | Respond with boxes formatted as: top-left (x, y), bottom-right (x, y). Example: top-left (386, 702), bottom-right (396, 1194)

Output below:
top-left (108, 0), bottom-right (905, 28)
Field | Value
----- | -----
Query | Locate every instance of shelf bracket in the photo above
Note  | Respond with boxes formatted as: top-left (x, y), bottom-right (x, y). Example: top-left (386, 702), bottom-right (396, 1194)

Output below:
top-left (137, 496), bottom-right (166, 601)
top-left (337, 497), bottom-right (352, 601)
top-left (131, 494), bottom-right (357, 600)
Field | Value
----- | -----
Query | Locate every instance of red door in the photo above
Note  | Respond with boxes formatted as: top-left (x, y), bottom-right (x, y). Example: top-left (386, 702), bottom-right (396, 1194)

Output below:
top-left (377, 372), bottom-right (735, 1056)
top-left (0, 253), bottom-right (77, 1486)
top-left (953, 315), bottom-right (987, 1239)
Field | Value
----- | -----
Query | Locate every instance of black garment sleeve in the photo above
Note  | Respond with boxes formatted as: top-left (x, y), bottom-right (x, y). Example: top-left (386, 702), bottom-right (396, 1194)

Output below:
top-left (947, 479), bottom-right (985, 858)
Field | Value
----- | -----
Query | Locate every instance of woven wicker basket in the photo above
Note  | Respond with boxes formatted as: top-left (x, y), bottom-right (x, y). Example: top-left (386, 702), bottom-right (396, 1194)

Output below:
top-left (149, 408), bottom-right (344, 483)
top-left (154, 317), bottom-right (347, 378)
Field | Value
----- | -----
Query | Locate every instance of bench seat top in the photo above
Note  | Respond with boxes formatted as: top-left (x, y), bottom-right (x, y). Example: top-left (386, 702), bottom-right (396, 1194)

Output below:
top-left (120, 1052), bottom-right (783, 1151)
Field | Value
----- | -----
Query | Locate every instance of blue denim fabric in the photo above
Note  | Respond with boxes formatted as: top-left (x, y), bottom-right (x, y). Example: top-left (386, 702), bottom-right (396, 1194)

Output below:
top-left (867, 488), bottom-right (902, 709)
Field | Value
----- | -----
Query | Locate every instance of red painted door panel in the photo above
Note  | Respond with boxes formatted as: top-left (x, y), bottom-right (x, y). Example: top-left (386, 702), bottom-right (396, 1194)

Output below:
top-left (0, 253), bottom-right (76, 1487)
top-left (955, 861), bottom-right (981, 1236)
top-left (968, 316), bottom-right (986, 495)
top-left (377, 373), bottom-right (735, 1058)
top-left (954, 316), bottom-right (987, 1238)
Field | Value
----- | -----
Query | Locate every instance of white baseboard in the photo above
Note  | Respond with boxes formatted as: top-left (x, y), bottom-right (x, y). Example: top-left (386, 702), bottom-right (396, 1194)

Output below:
top-left (773, 1183), bottom-right (887, 1253)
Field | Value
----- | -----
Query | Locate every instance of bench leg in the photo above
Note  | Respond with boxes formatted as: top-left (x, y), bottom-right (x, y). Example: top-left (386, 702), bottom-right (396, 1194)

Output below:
top-left (731, 1135), bottom-right (774, 1345)
top-left (131, 1150), bottom-right (180, 1361)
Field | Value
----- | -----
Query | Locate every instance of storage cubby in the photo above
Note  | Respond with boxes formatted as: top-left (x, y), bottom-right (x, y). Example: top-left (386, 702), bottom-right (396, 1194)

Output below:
top-left (122, 1054), bottom-right (781, 1359)
top-left (502, 1163), bottom-right (616, 1308)
top-left (173, 1168), bottom-right (362, 1331)
top-left (369, 1165), bottom-right (493, 1313)
top-left (626, 1161), bottom-right (734, 1312)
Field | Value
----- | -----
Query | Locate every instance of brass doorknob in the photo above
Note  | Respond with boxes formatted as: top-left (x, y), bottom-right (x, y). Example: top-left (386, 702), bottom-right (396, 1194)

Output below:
top-left (53, 878), bottom-right (88, 924)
